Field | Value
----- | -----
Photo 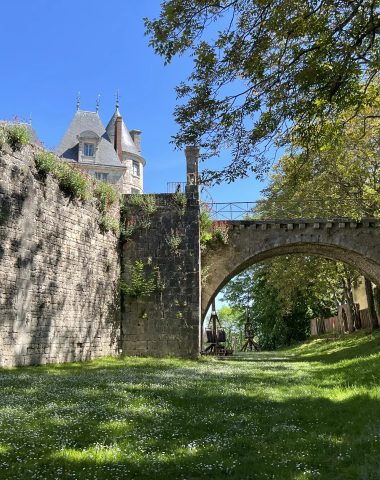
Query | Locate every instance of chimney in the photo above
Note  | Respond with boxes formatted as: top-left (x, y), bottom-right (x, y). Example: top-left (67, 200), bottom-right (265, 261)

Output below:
top-left (114, 116), bottom-right (123, 161)
top-left (130, 130), bottom-right (142, 154)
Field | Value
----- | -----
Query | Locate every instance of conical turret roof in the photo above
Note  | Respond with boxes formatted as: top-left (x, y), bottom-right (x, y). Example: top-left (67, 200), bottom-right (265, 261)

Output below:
top-left (105, 108), bottom-right (139, 156)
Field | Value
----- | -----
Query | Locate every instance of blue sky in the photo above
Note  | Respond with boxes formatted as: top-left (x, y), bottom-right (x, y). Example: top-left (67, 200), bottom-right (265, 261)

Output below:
top-left (0, 0), bottom-right (266, 203)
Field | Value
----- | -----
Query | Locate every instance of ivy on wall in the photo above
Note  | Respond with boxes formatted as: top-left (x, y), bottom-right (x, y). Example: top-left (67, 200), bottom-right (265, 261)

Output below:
top-left (200, 203), bottom-right (231, 251)
top-left (173, 191), bottom-right (187, 216)
top-left (120, 194), bottom-right (158, 240)
top-left (165, 229), bottom-right (183, 254)
top-left (120, 260), bottom-right (164, 299)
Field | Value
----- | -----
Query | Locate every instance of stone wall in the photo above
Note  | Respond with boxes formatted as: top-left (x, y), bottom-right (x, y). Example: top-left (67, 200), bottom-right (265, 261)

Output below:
top-left (121, 184), bottom-right (201, 358)
top-left (0, 146), bottom-right (120, 366)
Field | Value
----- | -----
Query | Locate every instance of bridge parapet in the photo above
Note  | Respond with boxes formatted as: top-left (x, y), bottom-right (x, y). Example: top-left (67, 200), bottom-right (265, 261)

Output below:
top-left (226, 218), bottom-right (380, 231)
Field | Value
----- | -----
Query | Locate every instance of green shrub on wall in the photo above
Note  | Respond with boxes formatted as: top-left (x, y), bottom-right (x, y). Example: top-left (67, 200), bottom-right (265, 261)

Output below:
top-left (165, 229), bottom-right (183, 254)
top-left (201, 265), bottom-right (210, 287)
top-left (120, 194), bottom-right (158, 240)
top-left (99, 213), bottom-right (120, 235)
top-left (212, 221), bottom-right (230, 245)
top-left (34, 152), bottom-right (57, 176)
top-left (0, 123), bottom-right (30, 151)
top-left (35, 152), bottom-right (91, 200)
top-left (34, 151), bottom-right (120, 234)
top-left (120, 219), bottom-right (137, 240)
top-left (120, 260), bottom-right (163, 299)
top-left (7, 124), bottom-right (30, 150)
top-left (173, 191), bottom-right (187, 216)
top-left (200, 203), bottom-right (213, 249)
top-left (129, 194), bottom-right (157, 215)
top-left (0, 127), bottom-right (8, 150)
top-left (95, 181), bottom-right (119, 212)
top-left (94, 181), bottom-right (119, 234)
top-left (200, 203), bottom-right (230, 250)
top-left (56, 163), bottom-right (92, 201)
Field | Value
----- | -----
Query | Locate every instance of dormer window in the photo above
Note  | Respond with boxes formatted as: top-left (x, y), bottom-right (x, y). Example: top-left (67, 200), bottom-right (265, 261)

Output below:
top-left (77, 130), bottom-right (100, 163)
top-left (84, 143), bottom-right (95, 157)
top-left (132, 160), bottom-right (140, 177)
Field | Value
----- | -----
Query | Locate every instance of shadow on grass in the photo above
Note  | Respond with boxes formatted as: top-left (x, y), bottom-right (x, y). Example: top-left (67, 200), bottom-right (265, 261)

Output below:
top-left (1, 345), bottom-right (380, 480)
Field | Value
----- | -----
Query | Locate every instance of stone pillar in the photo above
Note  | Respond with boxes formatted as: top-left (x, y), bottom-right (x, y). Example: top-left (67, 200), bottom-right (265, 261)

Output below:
top-left (120, 192), bottom-right (201, 358)
top-left (184, 146), bottom-right (201, 351)
top-left (185, 146), bottom-right (199, 187)
top-left (120, 147), bottom-right (202, 358)
top-left (130, 130), bottom-right (142, 154)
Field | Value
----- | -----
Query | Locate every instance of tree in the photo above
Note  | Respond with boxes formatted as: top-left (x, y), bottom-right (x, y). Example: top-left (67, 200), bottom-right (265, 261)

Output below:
top-left (222, 265), bottom-right (285, 350)
top-left (250, 100), bottom-right (380, 330)
top-left (221, 257), bottom-right (341, 349)
top-left (216, 305), bottom-right (245, 349)
top-left (146, 1), bottom-right (380, 183)
top-left (255, 103), bottom-right (380, 219)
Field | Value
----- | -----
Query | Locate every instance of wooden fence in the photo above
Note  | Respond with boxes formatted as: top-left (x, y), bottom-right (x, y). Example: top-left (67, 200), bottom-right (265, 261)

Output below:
top-left (310, 306), bottom-right (375, 336)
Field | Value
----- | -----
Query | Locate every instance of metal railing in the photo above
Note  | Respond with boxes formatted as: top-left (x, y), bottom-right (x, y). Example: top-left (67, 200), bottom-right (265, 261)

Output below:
top-left (164, 186), bottom-right (380, 220)
top-left (167, 182), bottom-right (186, 193)
top-left (207, 199), bottom-right (380, 221)
top-left (209, 202), bottom-right (259, 220)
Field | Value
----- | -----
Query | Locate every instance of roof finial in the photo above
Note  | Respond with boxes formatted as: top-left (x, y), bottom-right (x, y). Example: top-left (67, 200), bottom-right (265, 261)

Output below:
top-left (76, 92), bottom-right (81, 111)
top-left (96, 94), bottom-right (101, 113)
top-left (116, 90), bottom-right (120, 110)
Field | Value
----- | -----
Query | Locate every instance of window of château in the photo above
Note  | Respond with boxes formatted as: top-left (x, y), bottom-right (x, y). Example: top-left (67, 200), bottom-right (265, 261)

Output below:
top-left (95, 172), bottom-right (108, 181)
top-left (132, 160), bottom-right (140, 177)
top-left (84, 143), bottom-right (95, 157)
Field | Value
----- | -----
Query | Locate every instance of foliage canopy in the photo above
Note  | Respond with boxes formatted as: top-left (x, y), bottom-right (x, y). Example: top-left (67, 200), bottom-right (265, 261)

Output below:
top-left (146, 1), bottom-right (380, 183)
top-left (256, 102), bottom-right (380, 219)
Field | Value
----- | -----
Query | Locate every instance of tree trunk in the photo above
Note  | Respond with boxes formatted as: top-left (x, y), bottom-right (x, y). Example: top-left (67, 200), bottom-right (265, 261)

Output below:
top-left (365, 278), bottom-right (379, 330)
top-left (373, 287), bottom-right (380, 324)
top-left (348, 277), bottom-right (361, 329)
top-left (342, 277), bottom-right (359, 331)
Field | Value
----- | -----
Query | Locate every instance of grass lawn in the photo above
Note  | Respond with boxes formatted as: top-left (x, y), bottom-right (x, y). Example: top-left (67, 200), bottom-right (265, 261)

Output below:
top-left (0, 331), bottom-right (380, 480)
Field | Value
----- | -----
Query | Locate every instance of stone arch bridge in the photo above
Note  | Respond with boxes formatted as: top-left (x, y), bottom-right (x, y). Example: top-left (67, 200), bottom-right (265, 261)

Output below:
top-left (120, 149), bottom-right (380, 357)
top-left (201, 218), bottom-right (380, 322)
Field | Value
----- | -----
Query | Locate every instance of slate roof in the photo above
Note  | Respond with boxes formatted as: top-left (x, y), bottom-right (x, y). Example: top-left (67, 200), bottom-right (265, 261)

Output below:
top-left (105, 108), bottom-right (139, 156)
top-left (56, 111), bottom-right (123, 168)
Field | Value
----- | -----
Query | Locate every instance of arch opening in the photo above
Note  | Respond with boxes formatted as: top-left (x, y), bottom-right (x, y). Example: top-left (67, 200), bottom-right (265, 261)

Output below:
top-left (201, 249), bottom-right (379, 353)
top-left (202, 241), bottom-right (380, 322)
